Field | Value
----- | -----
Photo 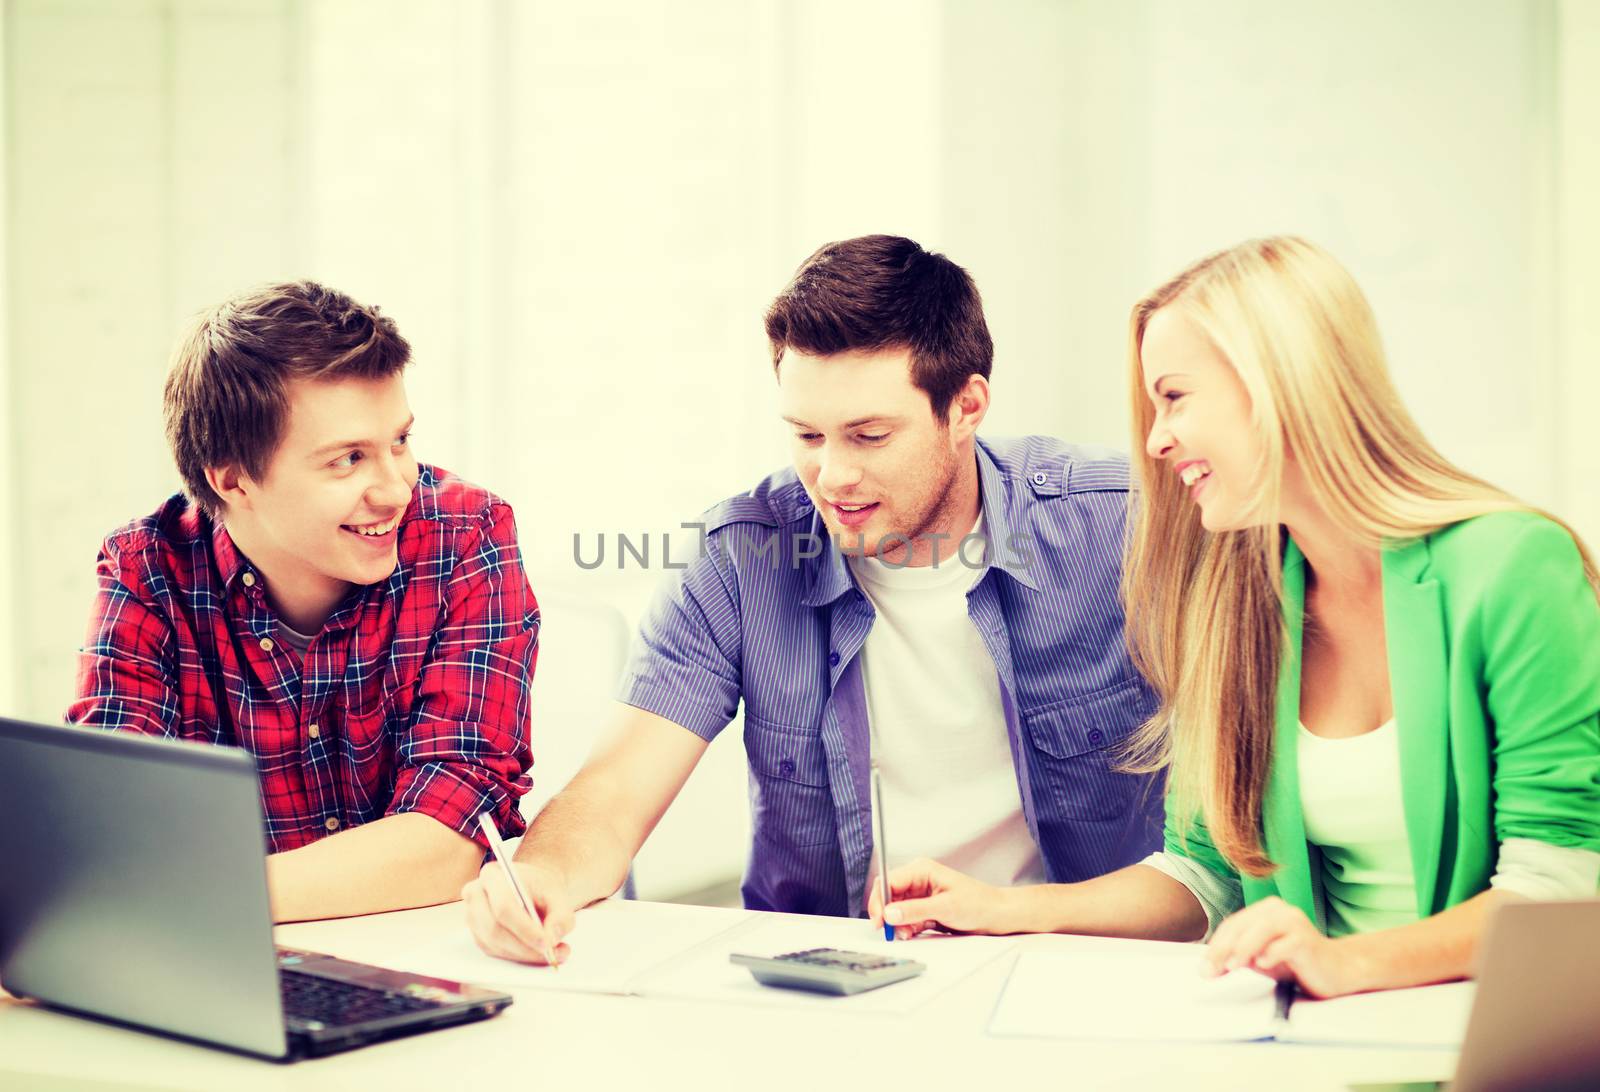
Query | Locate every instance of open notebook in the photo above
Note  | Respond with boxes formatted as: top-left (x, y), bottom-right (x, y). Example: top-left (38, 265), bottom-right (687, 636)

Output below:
top-left (989, 941), bottom-right (1474, 1047)
top-left (388, 899), bottom-right (1016, 1014)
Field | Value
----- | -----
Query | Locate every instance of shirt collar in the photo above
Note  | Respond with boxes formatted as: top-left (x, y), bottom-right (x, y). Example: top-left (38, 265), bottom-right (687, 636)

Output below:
top-left (799, 440), bottom-right (1039, 606)
top-left (799, 508), bottom-right (857, 607)
top-left (210, 518), bottom-right (256, 593)
top-left (209, 516), bottom-right (368, 629)
top-left (975, 439), bottom-right (1039, 591)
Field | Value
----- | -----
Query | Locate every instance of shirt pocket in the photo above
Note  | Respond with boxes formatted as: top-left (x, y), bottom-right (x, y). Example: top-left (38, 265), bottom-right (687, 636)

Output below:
top-left (744, 716), bottom-right (836, 847)
top-left (1022, 678), bottom-right (1156, 821)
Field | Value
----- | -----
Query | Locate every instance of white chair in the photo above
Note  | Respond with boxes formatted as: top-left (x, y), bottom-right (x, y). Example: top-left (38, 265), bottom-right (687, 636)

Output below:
top-left (518, 582), bottom-right (751, 906)
top-left (516, 585), bottom-right (635, 899)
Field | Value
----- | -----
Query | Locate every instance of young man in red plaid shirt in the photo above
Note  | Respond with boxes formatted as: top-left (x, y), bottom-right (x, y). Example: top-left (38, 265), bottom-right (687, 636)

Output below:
top-left (67, 282), bottom-right (538, 922)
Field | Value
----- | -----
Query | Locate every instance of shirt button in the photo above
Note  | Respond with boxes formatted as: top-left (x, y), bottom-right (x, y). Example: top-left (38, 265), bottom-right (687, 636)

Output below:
top-left (241, 572), bottom-right (256, 588)
top-left (258, 637), bottom-right (275, 652)
top-left (828, 651), bottom-right (840, 667)
top-left (324, 817), bottom-right (341, 832)
top-left (1088, 729), bottom-right (1105, 745)
top-left (308, 723), bottom-right (321, 740)
top-left (1032, 471), bottom-right (1049, 486)
top-left (778, 759), bottom-right (796, 778)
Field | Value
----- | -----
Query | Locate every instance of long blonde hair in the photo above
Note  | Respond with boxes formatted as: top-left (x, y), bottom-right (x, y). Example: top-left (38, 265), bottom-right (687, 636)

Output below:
top-left (1121, 236), bottom-right (1600, 876)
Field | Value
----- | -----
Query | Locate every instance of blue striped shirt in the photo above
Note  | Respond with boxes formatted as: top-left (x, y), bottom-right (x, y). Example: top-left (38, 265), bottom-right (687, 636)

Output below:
top-left (620, 436), bottom-right (1163, 915)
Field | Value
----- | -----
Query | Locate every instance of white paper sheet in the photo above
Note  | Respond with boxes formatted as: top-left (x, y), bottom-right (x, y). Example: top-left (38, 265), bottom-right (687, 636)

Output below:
top-left (634, 913), bottom-right (1019, 1014)
top-left (990, 941), bottom-right (1475, 1049)
top-left (988, 944), bottom-right (1282, 1042)
top-left (388, 898), bottom-right (751, 995)
top-left (1282, 982), bottom-right (1475, 1048)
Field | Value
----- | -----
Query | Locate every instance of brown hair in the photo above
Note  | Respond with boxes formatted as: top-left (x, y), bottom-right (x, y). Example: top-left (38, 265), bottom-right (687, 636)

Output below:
top-left (763, 234), bottom-right (993, 419)
top-left (163, 281), bottom-right (411, 516)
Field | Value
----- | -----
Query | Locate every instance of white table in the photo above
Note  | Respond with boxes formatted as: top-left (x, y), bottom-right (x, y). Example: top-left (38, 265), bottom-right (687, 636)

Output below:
top-left (0, 900), bottom-right (1458, 1091)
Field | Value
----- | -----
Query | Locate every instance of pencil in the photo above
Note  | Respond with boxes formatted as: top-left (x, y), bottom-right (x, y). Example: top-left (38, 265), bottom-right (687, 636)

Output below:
top-left (477, 812), bottom-right (559, 968)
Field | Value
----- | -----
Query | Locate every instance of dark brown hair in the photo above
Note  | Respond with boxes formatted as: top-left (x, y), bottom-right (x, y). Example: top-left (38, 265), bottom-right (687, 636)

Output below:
top-left (163, 281), bottom-right (411, 515)
top-left (763, 235), bottom-right (993, 419)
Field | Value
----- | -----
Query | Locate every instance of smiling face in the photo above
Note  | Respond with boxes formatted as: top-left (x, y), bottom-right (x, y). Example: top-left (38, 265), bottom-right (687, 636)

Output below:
top-left (1139, 306), bottom-right (1267, 533)
top-left (778, 346), bottom-right (983, 564)
top-left (212, 372), bottom-right (419, 629)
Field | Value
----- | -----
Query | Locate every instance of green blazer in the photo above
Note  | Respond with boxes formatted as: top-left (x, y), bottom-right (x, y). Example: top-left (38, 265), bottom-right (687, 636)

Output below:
top-left (1167, 511), bottom-right (1600, 928)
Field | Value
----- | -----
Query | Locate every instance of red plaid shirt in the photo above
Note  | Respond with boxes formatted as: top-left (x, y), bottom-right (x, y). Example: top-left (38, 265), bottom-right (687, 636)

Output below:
top-left (67, 464), bottom-right (537, 853)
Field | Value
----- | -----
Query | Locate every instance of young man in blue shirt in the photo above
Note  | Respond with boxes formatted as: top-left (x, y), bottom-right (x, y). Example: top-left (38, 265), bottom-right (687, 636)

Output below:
top-left (462, 235), bottom-right (1159, 963)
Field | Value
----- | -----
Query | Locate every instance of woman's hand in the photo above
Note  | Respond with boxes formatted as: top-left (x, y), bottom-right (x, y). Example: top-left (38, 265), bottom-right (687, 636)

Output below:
top-left (1205, 896), bottom-right (1372, 998)
top-left (866, 857), bottom-right (1021, 938)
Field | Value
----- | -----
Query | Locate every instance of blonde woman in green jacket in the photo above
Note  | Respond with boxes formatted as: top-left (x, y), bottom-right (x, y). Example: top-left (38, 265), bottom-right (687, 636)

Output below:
top-left (867, 236), bottom-right (1600, 999)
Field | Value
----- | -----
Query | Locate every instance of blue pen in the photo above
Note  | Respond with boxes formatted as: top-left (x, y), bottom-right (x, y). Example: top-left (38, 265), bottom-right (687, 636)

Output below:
top-left (871, 767), bottom-right (894, 942)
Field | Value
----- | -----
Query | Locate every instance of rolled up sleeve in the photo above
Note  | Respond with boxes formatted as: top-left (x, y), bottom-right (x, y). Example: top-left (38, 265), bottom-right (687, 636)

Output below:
top-left (388, 505), bottom-right (538, 844)
top-left (618, 533), bottom-right (743, 742)
top-left (1481, 519), bottom-right (1600, 851)
top-left (1157, 800), bottom-right (1245, 939)
top-left (66, 543), bottom-right (181, 737)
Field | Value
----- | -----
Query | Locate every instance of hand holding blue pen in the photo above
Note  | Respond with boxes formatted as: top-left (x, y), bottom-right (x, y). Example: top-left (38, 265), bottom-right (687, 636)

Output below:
top-left (868, 856), bottom-right (1013, 938)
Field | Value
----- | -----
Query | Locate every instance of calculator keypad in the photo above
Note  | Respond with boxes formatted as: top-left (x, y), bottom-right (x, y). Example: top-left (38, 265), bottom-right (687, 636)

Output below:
top-left (777, 949), bottom-right (902, 971)
top-left (730, 947), bottom-right (928, 996)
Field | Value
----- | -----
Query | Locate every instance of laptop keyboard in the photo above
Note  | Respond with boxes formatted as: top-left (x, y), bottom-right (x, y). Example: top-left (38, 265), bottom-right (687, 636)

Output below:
top-left (280, 968), bottom-right (442, 1029)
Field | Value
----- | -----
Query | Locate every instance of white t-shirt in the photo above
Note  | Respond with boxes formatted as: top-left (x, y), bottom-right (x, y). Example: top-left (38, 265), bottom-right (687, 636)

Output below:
top-left (1297, 719), bottom-right (1419, 936)
top-left (847, 519), bottom-right (1045, 889)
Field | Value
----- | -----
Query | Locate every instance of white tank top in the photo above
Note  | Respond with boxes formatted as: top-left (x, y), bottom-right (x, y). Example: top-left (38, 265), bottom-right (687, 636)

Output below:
top-left (1298, 719), bottom-right (1419, 937)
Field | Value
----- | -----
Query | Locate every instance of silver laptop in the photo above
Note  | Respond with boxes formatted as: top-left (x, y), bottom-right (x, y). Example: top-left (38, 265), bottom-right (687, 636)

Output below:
top-left (0, 716), bottom-right (512, 1061)
top-left (1352, 898), bottom-right (1600, 1092)
top-left (1449, 898), bottom-right (1600, 1091)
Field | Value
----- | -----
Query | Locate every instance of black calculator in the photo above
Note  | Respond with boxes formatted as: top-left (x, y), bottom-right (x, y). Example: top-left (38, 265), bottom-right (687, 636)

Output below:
top-left (729, 947), bottom-right (927, 996)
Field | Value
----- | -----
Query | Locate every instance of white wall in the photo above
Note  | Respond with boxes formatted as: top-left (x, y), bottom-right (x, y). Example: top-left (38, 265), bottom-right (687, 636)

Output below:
top-left (1136, 0), bottom-right (1563, 511)
top-left (1557, 0), bottom-right (1600, 545)
top-left (3, 0), bottom-right (1595, 899)
top-left (0, 4), bottom-right (14, 710)
top-left (936, 1), bottom-right (1153, 450)
top-left (9, 0), bottom-right (177, 714)
top-left (6, 0), bottom-right (299, 718)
